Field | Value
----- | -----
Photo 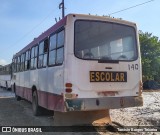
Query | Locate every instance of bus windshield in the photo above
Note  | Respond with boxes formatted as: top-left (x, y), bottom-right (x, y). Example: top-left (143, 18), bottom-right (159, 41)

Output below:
top-left (74, 20), bottom-right (138, 61)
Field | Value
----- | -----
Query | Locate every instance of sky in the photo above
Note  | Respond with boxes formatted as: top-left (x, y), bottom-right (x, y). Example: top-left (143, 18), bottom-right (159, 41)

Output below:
top-left (0, 0), bottom-right (159, 65)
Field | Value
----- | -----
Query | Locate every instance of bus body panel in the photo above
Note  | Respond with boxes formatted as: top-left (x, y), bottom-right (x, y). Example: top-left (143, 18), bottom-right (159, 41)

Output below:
top-left (47, 66), bottom-right (65, 94)
top-left (64, 14), bottom-right (142, 108)
top-left (36, 66), bottom-right (65, 94)
top-left (66, 57), bottom-right (141, 98)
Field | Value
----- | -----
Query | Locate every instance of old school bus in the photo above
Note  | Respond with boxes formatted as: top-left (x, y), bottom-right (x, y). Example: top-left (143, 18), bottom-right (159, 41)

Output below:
top-left (11, 14), bottom-right (143, 124)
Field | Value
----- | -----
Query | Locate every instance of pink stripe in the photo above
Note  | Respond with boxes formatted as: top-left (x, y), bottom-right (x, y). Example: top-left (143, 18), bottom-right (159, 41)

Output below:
top-left (16, 86), bottom-right (65, 112)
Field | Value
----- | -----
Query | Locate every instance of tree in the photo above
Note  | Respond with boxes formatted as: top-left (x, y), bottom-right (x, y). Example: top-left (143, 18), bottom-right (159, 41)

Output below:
top-left (139, 31), bottom-right (160, 82)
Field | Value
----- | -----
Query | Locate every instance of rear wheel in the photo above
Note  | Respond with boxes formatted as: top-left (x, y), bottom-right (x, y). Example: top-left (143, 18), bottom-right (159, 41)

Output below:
top-left (32, 91), bottom-right (42, 116)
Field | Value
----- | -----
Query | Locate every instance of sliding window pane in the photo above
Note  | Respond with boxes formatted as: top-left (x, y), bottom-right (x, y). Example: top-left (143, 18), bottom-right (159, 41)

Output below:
top-left (50, 34), bottom-right (56, 50)
top-left (57, 30), bottom-right (64, 48)
top-left (56, 47), bottom-right (64, 64)
top-left (49, 50), bottom-right (56, 65)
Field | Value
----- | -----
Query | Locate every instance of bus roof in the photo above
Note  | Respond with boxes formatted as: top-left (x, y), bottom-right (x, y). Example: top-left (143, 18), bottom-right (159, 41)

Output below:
top-left (71, 13), bottom-right (136, 26)
top-left (13, 13), bottom-right (136, 58)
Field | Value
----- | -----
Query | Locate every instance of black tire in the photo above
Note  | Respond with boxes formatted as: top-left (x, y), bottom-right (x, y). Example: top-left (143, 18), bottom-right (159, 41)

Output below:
top-left (32, 91), bottom-right (42, 116)
top-left (6, 81), bottom-right (8, 90)
top-left (14, 84), bottom-right (21, 101)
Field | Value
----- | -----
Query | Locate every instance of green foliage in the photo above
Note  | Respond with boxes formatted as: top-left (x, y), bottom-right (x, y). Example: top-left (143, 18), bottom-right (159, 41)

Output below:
top-left (139, 31), bottom-right (160, 82)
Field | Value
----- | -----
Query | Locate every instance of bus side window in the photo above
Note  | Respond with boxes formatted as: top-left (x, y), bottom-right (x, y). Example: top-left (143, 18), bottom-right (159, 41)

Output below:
top-left (49, 34), bottom-right (56, 65)
top-left (25, 52), bottom-right (27, 71)
top-left (25, 50), bottom-right (31, 70)
top-left (31, 47), bottom-right (35, 69)
top-left (56, 48), bottom-right (64, 64)
top-left (48, 30), bottom-right (64, 66)
top-left (21, 53), bottom-right (25, 71)
top-left (38, 39), bottom-right (49, 68)
top-left (28, 50), bottom-right (31, 70)
top-left (14, 58), bottom-right (17, 72)
top-left (17, 56), bottom-right (20, 72)
top-left (56, 30), bottom-right (64, 64)
top-left (34, 46), bottom-right (38, 68)
top-left (38, 42), bottom-right (43, 68)
top-left (20, 55), bottom-right (22, 71)
top-left (31, 46), bottom-right (38, 69)
top-left (19, 56), bottom-right (21, 72)
top-left (43, 39), bottom-right (48, 67)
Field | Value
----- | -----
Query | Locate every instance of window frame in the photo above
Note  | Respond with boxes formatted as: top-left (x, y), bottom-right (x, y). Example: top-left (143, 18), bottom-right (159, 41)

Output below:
top-left (30, 45), bottom-right (38, 70)
top-left (24, 49), bottom-right (31, 71)
top-left (17, 56), bottom-right (21, 72)
top-left (74, 19), bottom-right (138, 62)
top-left (48, 29), bottom-right (65, 67)
top-left (15, 57), bottom-right (18, 73)
top-left (21, 53), bottom-right (25, 72)
top-left (12, 58), bottom-right (17, 73)
top-left (38, 38), bottom-right (49, 69)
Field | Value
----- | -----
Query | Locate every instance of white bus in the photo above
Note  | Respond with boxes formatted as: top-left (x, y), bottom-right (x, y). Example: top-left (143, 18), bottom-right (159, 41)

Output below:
top-left (0, 64), bottom-right (11, 90)
top-left (12, 14), bottom-right (143, 117)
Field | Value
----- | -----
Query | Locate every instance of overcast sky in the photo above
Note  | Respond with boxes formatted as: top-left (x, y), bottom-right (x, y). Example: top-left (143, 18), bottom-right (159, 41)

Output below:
top-left (0, 0), bottom-right (159, 65)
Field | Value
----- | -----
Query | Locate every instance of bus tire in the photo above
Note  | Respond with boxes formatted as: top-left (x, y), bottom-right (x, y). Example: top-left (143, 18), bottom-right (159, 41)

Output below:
top-left (32, 91), bottom-right (42, 116)
top-left (14, 84), bottom-right (21, 101)
top-left (6, 81), bottom-right (8, 90)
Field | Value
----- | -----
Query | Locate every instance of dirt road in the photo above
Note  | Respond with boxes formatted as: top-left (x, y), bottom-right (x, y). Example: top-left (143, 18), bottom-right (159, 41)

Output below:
top-left (0, 88), bottom-right (159, 135)
top-left (0, 88), bottom-right (98, 135)
top-left (0, 90), bottom-right (115, 135)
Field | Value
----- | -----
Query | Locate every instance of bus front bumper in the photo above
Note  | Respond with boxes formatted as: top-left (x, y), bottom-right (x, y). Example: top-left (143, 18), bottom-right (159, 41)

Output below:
top-left (65, 96), bottom-right (143, 111)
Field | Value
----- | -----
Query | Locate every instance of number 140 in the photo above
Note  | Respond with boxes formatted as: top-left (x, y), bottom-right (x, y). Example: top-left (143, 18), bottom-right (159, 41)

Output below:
top-left (128, 64), bottom-right (138, 70)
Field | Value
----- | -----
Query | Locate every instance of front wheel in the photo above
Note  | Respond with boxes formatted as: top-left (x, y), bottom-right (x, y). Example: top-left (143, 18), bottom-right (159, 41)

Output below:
top-left (32, 91), bottom-right (42, 116)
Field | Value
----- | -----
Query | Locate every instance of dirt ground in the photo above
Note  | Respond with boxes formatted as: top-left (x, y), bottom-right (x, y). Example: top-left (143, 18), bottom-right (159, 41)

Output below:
top-left (111, 91), bottom-right (160, 127)
top-left (110, 91), bottom-right (160, 135)
top-left (0, 88), bottom-right (159, 135)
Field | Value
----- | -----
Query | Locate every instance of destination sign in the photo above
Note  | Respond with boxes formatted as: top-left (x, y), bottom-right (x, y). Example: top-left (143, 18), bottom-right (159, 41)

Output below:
top-left (90, 71), bottom-right (127, 82)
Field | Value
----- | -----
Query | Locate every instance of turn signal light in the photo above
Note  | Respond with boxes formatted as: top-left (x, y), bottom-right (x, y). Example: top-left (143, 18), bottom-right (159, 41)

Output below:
top-left (65, 83), bottom-right (72, 88)
top-left (65, 88), bottom-right (72, 93)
